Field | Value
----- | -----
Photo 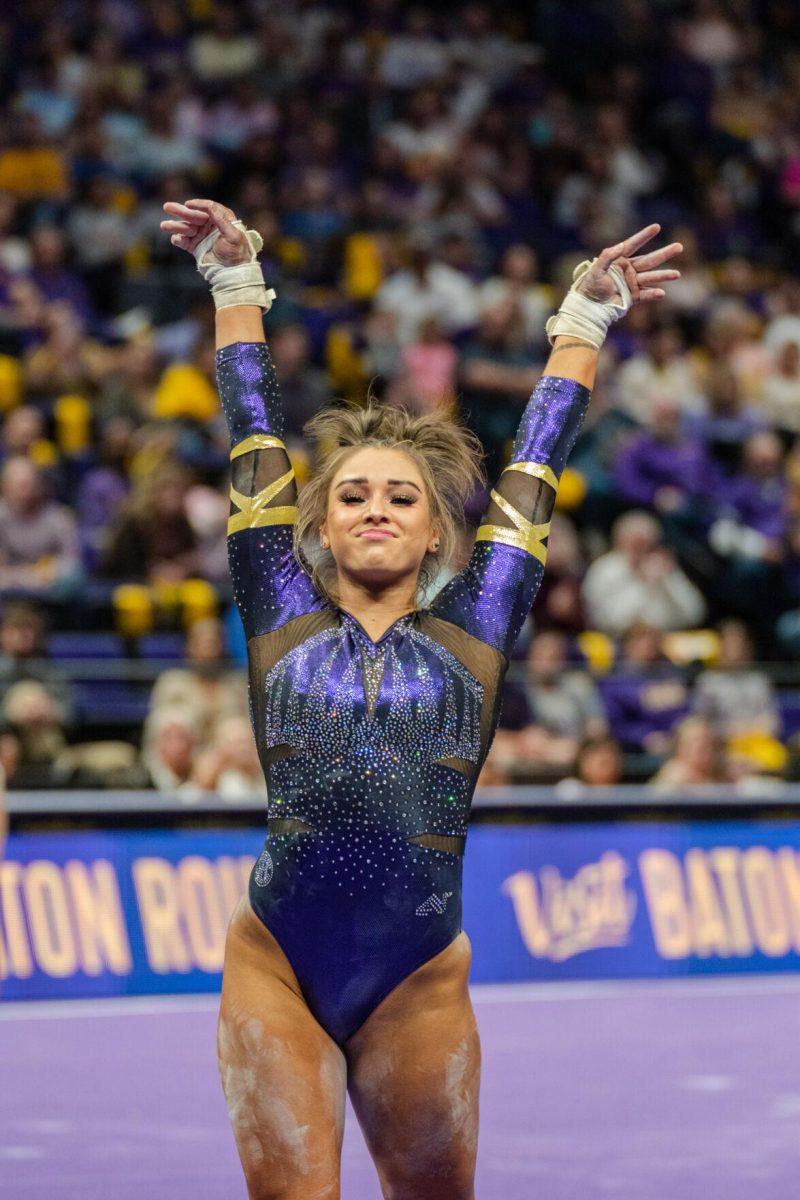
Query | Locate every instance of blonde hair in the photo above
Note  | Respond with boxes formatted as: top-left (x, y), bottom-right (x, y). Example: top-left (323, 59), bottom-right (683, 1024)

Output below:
top-left (294, 401), bottom-right (485, 604)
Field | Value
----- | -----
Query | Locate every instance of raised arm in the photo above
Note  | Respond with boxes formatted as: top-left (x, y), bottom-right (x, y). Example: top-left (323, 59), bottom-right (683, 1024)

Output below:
top-left (431, 224), bottom-right (682, 656)
top-left (161, 199), bottom-right (319, 638)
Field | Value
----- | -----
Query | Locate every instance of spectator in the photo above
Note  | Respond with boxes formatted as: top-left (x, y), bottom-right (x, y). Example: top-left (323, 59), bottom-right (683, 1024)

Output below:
top-left (271, 323), bottom-right (331, 440)
top-left (0, 457), bottom-right (81, 595)
top-left (555, 734), bottom-right (624, 796)
top-left (582, 511), bottom-right (707, 636)
top-left (614, 326), bottom-right (702, 424)
top-left (141, 707), bottom-right (200, 795)
top-left (600, 624), bottom-right (690, 754)
top-left (648, 716), bottom-right (731, 790)
top-left (613, 395), bottom-right (719, 513)
top-left (1, 679), bottom-right (68, 788)
top-left (0, 600), bottom-right (74, 717)
top-left (692, 619), bottom-right (779, 739)
top-left (375, 236), bottom-right (478, 345)
top-left (148, 616), bottom-right (245, 739)
top-left (708, 430), bottom-right (787, 622)
top-left (192, 714), bottom-right (266, 798)
top-left (761, 340), bottom-right (800, 434)
top-left (459, 299), bottom-right (539, 478)
top-left (102, 464), bottom-right (199, 584)
top-left (502, 630), bottom-right (607, 773)
top-left (476, 244), bottom-right (551, 351)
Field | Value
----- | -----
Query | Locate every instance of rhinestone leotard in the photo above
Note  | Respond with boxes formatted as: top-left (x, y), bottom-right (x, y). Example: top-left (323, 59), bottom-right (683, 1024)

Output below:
top-left (219, 341), bottom-right (590, 1044)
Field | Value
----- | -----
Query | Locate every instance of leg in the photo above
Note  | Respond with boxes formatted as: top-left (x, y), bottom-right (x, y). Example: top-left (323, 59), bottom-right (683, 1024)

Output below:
top-left (218, 898), bottom-right (347, 1200)
top-left (346, 933), bottom-right (480, 1200)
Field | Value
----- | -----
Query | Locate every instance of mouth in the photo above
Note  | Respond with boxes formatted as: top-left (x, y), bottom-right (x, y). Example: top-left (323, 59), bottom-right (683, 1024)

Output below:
top-left (357, 530), bottom-right (396, 540)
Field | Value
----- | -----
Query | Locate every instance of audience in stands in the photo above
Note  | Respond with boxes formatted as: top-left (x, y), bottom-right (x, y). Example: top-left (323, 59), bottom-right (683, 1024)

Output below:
top-left (140, 708), bottom-right (201, 796)
top-left (692, 620), bottom-right (779, 740)
top-left (1, 679), bottom-right (69, 789)
top-left (148, 616), bottom-right (245, 739)
top-left (648, 716), bottom-right (732, 791)
top-left (192, 714), bottom-right (266, 799)
top-left (0, 1), bottom-right (799, 789)
top-left (555, 734), bottom-right (624, 797)
top-left (0, 457), bottom-right (81, 596)
top-left (582, 512), bottom-right (707, 636)
top-left (600, 625), bottom-right (690, 756)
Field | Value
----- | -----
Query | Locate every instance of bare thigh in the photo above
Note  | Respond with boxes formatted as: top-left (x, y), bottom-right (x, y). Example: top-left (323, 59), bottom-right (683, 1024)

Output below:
top-left (346, 933), bottom-right (480, 1200)
top-left (218, 898), bottom-right (347, 1200)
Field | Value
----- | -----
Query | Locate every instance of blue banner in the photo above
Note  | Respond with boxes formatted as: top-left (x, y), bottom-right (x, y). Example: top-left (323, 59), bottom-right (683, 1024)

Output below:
top-left (3, 821), bottom-right (800, 999)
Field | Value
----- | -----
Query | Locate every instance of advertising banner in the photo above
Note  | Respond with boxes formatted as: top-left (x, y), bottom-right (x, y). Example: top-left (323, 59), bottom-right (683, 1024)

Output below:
top-left (3, 821), bottom-right (800, 1000)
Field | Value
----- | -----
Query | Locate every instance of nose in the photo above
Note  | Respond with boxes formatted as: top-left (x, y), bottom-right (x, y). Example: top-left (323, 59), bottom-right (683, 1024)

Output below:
top-left (363, 495), bottom-right (390, 523)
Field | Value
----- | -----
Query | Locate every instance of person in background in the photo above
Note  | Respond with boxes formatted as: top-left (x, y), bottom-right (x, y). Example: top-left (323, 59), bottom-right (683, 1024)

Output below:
top-left (761, 340), bottom-right (800, 435)
top-left (555, 734), bottom-right (624, 796)
top-left (148, 616), bottom-right (246, 739)
top-left (582, 510), bottom-right (706, 636)
top-left (1, 679), bottom-right (69, 789)
top-left (614, 325), bottom-right (702, 424)
top-left (102, 463), bottom-right (200, 584)
top-left (600, 623), bottom-right (690, 756)
top-left (477, 243), bottom-right (551, 351)
top-left (192, 714), bottom-right (266, 799)
top-left (0, 457), bottom-right (81, 596)
top-left (140, 707), bottom-right (201, 795)
top-left (648, 715), bottom-right (731, 790)
top-left (692, 619), bottom-right (779, 740)
top-left (502, 630), bottom-right (608, 775)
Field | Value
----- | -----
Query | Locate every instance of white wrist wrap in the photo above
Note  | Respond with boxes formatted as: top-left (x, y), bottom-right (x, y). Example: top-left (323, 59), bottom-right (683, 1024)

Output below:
top-left (193, 221), bottom-right (276, 312)
top-left (545, 259), bottom-right (632, 350)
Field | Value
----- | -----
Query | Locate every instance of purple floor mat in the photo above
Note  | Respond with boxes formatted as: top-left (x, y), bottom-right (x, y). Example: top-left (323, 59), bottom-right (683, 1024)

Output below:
top-left (2, 976), bottom-right (799, 1199)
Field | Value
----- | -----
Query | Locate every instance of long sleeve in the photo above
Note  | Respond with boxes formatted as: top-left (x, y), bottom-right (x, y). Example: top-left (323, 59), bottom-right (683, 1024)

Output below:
top-left (217, 341), bottom-right (321, 640)
top-left (430, 374), bottom-right (591, 656)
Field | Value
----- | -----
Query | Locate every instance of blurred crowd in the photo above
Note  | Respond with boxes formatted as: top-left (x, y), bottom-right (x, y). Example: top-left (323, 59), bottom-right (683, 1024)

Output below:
top-left (2, 0), bottom-right (800, 791)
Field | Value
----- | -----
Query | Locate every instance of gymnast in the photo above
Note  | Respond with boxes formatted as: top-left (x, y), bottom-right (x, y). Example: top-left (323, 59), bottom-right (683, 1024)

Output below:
top-left (161, 197), bottom-right (681, 1200)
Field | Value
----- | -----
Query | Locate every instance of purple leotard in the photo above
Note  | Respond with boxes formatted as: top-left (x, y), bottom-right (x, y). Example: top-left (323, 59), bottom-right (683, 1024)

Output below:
top-left (219, 341), bottom-right (589, 1043)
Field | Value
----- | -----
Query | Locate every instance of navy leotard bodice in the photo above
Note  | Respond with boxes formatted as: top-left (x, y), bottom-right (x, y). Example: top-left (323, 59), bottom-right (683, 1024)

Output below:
top-left (219, 342), bottom-right (590, 1044)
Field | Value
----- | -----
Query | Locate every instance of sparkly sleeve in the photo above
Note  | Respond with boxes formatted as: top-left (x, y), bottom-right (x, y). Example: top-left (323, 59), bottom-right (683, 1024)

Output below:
top-left (430, 375), bottom-right (591, 656)
top-left (217, 341), bottom-right (320, 639)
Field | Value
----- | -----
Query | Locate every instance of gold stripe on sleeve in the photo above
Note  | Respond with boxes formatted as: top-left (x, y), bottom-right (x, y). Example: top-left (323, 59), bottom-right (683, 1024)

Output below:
top-left (230, 433), bottom-right (288, 460)
top-left (503, 460), bottom-right (560, 491)
top-left (228, 467), bottom-right (297, 536)
top-left (475, 487), bottom-right (550, 565)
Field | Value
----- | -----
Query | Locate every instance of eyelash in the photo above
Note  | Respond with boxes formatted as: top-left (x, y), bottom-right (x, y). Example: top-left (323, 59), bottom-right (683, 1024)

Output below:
top-left (340, 493), bottom-right (416, 506)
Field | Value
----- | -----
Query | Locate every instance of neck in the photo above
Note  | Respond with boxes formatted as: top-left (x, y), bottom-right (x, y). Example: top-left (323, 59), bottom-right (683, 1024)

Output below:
top-left (335, 574), bottom-right (418, 632)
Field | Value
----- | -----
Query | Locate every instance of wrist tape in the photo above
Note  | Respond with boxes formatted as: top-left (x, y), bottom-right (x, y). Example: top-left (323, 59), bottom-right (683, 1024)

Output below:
top-left (193, 221), bottom-right (276, 312)
top-left (545, 259), bottom-right (632, 350)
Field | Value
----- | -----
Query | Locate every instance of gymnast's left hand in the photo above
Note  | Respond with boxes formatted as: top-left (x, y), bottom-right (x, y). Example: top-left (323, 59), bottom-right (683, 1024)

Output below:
top-left (576, 223), bottom-right (683, 307)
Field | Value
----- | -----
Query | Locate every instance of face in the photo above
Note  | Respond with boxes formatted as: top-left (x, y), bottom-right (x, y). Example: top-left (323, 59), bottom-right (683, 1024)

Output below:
top-left (320, 447), bottom-right (438, 594)
top-left (527, 632), bottom-right (566, 679)
top-left (579, 742), bottom-right (621, 786)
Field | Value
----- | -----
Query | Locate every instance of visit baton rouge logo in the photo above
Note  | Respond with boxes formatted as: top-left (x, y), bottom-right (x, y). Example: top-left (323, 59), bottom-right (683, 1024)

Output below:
top-left (503, 852), bottom-right (636, 962)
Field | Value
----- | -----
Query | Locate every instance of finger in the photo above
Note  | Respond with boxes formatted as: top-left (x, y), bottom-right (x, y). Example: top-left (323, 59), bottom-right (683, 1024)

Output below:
top-left (631, 242), bottom-right (684, 271)
top-left (635, 269), bottom-right (681, 285)
top-left (639, 288), bottom-right (667, 303)
top-left (162, 202), bottom-right (209, 223)
top-left (160, 219), bottom-right (196, 234)
top-left (620, 258), bottom-right (639, 302)
top-left (597, 223), bottom-right (660, 268)
top-left (185, 198), bottom-right (237, 224)
top-left (170, 233), bottom-right (195, 250)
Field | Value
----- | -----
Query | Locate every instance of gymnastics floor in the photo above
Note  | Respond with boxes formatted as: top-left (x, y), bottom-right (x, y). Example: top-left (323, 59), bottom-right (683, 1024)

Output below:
top-left (1, 975), bottom-right (798, 1199)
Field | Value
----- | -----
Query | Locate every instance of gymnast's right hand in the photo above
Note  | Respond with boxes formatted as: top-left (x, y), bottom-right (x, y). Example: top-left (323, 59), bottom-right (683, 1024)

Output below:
top-left (160, 198), bottom-right (250, 265)
top-left (160, 199), bottom-right (274, 312)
